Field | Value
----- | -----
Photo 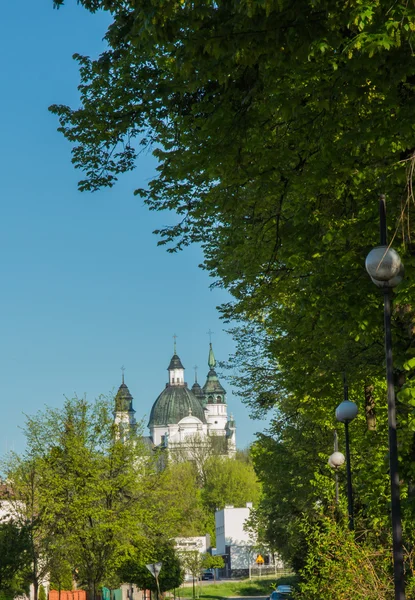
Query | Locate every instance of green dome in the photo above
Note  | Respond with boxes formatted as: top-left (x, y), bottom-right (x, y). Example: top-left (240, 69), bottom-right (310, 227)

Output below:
top-left (148, 385), bottom-right (206, 427)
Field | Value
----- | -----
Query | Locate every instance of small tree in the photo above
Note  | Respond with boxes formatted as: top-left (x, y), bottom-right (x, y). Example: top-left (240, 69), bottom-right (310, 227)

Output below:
top-left (119, 538), bottom-right (184, 594)
top-left (49, 543), bottom-right (73, 596)
top-left (201, 554), bottom-right (224, 582)
top-left (38, 585), bottom-right (47, 600)
top-left (179, 551), bottom-right (204, 599)
top-left (4, 396), bottom-right (156, 600)
top-left (0, 520), bottom-right (31, 595)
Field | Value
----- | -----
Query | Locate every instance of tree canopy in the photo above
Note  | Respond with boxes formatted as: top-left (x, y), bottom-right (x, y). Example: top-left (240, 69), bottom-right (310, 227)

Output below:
top-left (0, 520), bottom-right (31, 600)
top-left (3, 396), bottom-right (160, 599)
top-left (49, 0), bottom-right (415, 590)
top-left (49, 0), bottom-right (415, 397)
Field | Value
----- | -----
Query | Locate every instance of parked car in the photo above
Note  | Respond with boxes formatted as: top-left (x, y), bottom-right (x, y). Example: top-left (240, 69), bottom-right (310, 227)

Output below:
top-left (269, 585), bottom-right (292, 599)
top-left (201, 571), bottom-right (214, 580)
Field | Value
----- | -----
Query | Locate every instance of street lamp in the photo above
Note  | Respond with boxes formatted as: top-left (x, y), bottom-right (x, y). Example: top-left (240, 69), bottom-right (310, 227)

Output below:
top-left (335, 379), bottom-right (358, 531)
top-left (365, 194), bottom-right (405, 600)
top-left (328, 430), bottom-right (345, 504)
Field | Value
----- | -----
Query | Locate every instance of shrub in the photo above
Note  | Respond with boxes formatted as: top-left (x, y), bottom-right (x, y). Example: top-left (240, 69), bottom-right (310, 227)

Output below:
top-left (296, 516), bottom-right (393, 600)
top-left (38, 585), bottom-right (47, 600)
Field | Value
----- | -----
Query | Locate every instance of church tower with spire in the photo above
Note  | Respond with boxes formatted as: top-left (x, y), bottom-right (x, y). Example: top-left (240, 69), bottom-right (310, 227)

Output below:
top-left (203, 343), bottom-right (229, 436)
top-left (113, 372), bottom-right (137, 440)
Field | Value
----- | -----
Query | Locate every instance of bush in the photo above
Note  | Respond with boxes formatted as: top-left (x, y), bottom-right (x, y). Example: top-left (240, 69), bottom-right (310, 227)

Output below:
top-left (39, 585), bottom-right (47, 600)
top-left (296, 516), bottom-right (394, 600)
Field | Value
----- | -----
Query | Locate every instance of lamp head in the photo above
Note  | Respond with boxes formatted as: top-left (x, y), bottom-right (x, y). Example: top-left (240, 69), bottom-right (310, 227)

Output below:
top-left (366, 246), bottom-right (402, 286)
top-left (328, 451), bottom-right (345, 469)
top-left (336, 400), bottom-right (358, 423)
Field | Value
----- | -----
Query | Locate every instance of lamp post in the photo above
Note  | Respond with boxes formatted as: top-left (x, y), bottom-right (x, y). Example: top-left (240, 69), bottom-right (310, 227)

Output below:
top-left (328, 430), bottom-right (345, 504)
top-left (335, 379), bottom-right (358, 531)
top-left (365, 195), bottom-right (405, 600)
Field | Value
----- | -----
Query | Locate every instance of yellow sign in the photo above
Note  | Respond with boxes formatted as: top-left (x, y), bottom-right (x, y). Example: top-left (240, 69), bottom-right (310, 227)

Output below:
top-left (256, 554), bottom-right (264, 565)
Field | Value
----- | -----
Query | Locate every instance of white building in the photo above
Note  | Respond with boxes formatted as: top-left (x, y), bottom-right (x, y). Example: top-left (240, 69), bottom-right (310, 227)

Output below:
top-left (175, 534), bottom-right (211, 554)
top-left (114, 343), bottom-right (236, 457)
top-left (215, 503), bottom-right (279, 577)
top-left (175, 535), bottom-right (211, 580)
top-left (215, 503), bottom-right (256, 577)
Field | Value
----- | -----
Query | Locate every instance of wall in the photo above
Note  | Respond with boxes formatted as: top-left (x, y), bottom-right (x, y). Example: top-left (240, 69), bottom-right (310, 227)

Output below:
top-left (215, 504), bottom-right (255, 556)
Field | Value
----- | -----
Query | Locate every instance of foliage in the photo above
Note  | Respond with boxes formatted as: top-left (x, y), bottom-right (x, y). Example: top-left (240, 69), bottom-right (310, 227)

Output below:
top-left (201, 456), bottom-right (260, 514)
top-left (249, 390), bottom-right (395, 572)
top-left (146, 461), bottom-right (209, 540)
top-left (157, 452), bottom-right (261, 546)
top-left (0, 520), bottom-right (31, 599)
top-left (179, 550), bottom-right (204, 584)
top-left (49, 0), bottom-right (415, 582)
top-left (49, 544), bottom-right (74, 592)
top-left (3, 396), bottom-right (159, 600)
top-left (119, 538), bottom-right (184, 592)
top-left (168, 433), bottom-right (228, 486)
top-left (38, 585), bottom-right (47, 600)
top-left (297, 515), bottom-right (394, 600)
top-left (0, 456), bottom-right (57, 600)
top-left (201, 554), bottom-right (224, 582)
top-left (201, 554), bottom-right (224, 571)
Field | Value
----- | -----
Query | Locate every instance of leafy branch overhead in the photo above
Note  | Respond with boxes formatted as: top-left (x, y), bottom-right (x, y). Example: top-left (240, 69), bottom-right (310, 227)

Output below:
top-left (50, 2), bottom-right (415, 591)
top-left (50, 0), bottom-right (415, 394)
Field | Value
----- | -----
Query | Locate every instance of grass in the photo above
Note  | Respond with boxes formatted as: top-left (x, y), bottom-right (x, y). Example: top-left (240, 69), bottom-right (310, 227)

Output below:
top-left (175, 574), bottom-right (298, 599)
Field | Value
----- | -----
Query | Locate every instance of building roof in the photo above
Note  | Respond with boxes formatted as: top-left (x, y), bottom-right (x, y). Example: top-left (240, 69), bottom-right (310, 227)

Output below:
top-left (114, 381), bottom-right (134, 412)
top-left (208, 343), bottom-right (216, 369)
top-left (191, 380), bottom-right (205, 400)
top-left (202, 343), bottom-right (226, 398)
top-left (203, 369), bottom-right (226, 397)
top-left (148, 385), bottom-right (207, 428)
top-left (168, 353), bottom-right (185, 370)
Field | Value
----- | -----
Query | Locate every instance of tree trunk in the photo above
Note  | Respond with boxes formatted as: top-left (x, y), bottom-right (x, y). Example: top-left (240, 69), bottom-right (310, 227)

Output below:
top-left (364, 384), bottom-right (376, 430)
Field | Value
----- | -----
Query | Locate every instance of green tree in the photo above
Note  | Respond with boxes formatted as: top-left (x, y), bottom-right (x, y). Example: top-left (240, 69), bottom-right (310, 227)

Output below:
top-left (168, 433), bottom-right (228, 486)
top-left (49, 0), bottom-right (415, 580)
top-left (0, 520), bottom-right (31, 599)
top-left (202, 456), bottom-right (261, 514)
top-left (201, 554), bottom-right (224, 582)
top-left (49, 540), bottom-right (74, 593)
top-left (157, 461), bottom-right (209, 538)
top-left (5, 396), bottom-right (159, 600)
top-left (179, 551), bottom-right (204, 599)
top-left (1, 457), bottom-right (57, 600)
top-left (38, 585), bottom-right (47, 600)
top-left (119, 538), bottom-right (184, 594)
top-left (48, 1), bottom-right (415, 412)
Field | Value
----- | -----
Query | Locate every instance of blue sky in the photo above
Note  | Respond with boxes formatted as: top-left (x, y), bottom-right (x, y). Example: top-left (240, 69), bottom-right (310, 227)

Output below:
top-left (0, 1), bottom-right (268, 454)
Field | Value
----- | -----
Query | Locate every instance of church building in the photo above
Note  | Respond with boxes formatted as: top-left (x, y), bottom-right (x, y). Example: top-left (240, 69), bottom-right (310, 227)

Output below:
top-left (113, 342), bottom-right (236, 456)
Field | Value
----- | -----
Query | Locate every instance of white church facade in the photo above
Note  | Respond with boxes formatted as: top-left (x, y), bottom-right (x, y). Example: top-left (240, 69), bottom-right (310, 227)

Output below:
top-left (113, 342), bottom-right (236, 456)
